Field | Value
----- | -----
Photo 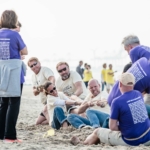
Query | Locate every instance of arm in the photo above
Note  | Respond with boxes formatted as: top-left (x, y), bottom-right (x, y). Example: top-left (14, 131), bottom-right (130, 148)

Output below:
top-left (78, 101), bottom-right (94, 114)
top-left (109, 118), bottom-right (119, 131)
top-left (48, 76), bottom-right (55, 84)
top-left (74, 81), bottom-right (83, 96)
top-left (20, 46), bottom-right (28, 55)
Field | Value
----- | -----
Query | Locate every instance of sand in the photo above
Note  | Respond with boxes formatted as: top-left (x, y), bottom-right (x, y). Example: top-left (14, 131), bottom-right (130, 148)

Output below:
top-left (0, 85), bottom-right (150, 150)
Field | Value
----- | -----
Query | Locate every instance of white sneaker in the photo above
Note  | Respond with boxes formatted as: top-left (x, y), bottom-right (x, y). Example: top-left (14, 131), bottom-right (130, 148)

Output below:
top-left (82, 125), bottom-right (93, 129)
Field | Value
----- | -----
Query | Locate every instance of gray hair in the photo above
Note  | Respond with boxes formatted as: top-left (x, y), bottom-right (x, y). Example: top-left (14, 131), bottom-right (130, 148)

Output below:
top-left (122, 35), bottom-right (140, 46)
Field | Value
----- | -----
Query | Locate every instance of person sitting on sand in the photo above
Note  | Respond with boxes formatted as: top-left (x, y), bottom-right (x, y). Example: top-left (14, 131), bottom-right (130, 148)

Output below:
top-left (28, 57), bottom-right (55, 125)
top-left (43, 82), bottom-right (82, 130)
top-left (71, 73), bottom-right (150, 146)
top-left (56, 61), bottom-right (87, 99)
top-left (67, 79), bottom-right (109, 129)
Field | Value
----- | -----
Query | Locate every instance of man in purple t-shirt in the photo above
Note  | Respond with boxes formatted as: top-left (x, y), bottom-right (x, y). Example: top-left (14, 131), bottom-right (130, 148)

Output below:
top-left (71, 73), bottom-right (150, 146)
top-left (122, 34), bottom-right (150, 64)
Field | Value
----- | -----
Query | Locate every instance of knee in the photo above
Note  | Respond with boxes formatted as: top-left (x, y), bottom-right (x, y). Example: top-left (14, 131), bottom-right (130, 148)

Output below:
top-left (86, 109), bottom-right (93, 115)
top-left (54, 106), bottom-right (63, 112)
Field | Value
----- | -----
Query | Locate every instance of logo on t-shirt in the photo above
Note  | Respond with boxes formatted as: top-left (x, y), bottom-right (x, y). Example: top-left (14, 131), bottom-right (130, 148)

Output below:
top-left (63, 85), bottom-right (73, 96)
top-left (0, 38), bottom-right (10, 60)
top-left (127, 98), bottom-right (148, 124)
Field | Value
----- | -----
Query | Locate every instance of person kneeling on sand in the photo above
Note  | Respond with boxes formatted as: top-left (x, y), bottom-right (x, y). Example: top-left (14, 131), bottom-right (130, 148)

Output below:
top-left (71, 73), bottom-right (150, 146)
top-left (44, 82), bottom-right (82, 130)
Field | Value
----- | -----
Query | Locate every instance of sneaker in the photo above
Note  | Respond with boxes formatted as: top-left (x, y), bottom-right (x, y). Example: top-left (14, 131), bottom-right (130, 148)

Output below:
top-left (3, 139), bottom-right (22, 143)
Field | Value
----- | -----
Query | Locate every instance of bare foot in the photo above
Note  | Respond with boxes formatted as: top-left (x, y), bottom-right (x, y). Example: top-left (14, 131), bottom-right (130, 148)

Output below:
top-left (70, 136), bottom-right (80, 145)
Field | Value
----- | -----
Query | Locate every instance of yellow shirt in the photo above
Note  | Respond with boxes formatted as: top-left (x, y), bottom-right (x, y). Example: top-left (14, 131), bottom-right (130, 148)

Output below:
top-left (83, 69), bottom-right (93, 82)
top-left (106, 69), bottom-right (114, 84)
top-left (101, 69), bottom-right (107, 82)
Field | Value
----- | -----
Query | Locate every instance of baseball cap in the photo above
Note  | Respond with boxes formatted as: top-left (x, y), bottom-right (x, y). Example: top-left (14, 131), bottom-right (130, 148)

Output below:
top-left (118, 72), bottom-right (135, 86)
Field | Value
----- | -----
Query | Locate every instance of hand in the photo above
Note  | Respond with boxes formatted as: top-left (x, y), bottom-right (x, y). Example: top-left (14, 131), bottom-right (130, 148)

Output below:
top-left (96, 100), bottom-right (106, 107)
top-left (87, 101), bottom-right (94, 107)
top-left (70, 95), bottom-right (78, 100)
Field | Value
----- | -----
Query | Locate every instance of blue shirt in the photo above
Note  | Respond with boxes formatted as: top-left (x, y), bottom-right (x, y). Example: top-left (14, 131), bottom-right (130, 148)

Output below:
top-left (110, 90), bottom-right (150, 146)
top-left (130, 45), bottom-right (150, 63)
top-left (108, 57), bottom-right (150, 106)
top-left (0, 29), bottom-right (26, 83)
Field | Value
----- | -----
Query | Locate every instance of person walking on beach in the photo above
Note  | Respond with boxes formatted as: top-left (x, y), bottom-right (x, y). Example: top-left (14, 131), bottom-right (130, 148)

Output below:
top-left (56, 61), bottom-right (87, 100)
top-left (76, 60), bottom-right (84, 79)
top-left (0, 10), bottom-right (28, 143)
top-left (101, 63), bottom-right (107, 91)
top-left (28, 57), bottom-right (55, 125)
top-left (71, 73), bottom-right (150, 146)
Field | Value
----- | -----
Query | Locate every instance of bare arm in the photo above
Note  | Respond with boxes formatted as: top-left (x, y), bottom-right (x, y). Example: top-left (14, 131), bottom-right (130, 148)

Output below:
top-left (74, 81), bottom-right (83, 96)
top-left (48, 76), bottom-right (55, 84)
top-left (20, 47), bottom-right (28, 55)
top-left (109, 118), bottom-right (119, 131)
top-left (78, 101), bottom-right (94, 114)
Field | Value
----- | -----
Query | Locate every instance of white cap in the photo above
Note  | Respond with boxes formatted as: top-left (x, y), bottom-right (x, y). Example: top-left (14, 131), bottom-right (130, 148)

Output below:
top-left (118, 72), bottom-right (135, 86)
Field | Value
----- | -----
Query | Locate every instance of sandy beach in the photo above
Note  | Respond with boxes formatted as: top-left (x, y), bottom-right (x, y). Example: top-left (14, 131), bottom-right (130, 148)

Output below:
top-left (0, 85), bottom-right (150, 150)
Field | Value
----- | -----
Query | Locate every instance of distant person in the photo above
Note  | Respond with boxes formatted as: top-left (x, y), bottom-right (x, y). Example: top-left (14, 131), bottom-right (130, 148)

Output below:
top-left (0, 10), bottom-right (28, 143)
top-left (56, 62), bottom-right (87, 100)
top-left (28, 57), bottom-right (55, 125)
top-left (106, 64), bottom-right (116, 93)
top-left (76, 60), bottom-right (83, 79)
top-left (71, 73), bottom-right (150, 146)
top-left (101, 63), bottom-right (107, 91)
top-left (122, 34), bottom-right (150, 63)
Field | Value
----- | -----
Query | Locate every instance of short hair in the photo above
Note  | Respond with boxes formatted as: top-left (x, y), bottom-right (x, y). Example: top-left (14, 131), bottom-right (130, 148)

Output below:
top-left (0, 10), bottom-right (18, 29)
top-left (43, 82), bottom-right (52, 96)
top-left (122, 35), bottom-right (140, 46)
top-left (56, 62), bottom-right (69, 69)
top-left (123, 62), bottom-right (132, 73)
top-left (17, 21), bottom-right (22, 27)
top-left (103, 63), bottom-right (106, 67)
top-left (27, 57), bottom-right (39, 67)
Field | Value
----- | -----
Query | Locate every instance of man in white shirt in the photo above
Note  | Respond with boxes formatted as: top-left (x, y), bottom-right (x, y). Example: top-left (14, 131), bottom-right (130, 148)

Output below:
top-left (67, 79), bottom-right (110, 129)
top-left (56, 62), bottom-right (87, 100)
top-left (28, 57), bottom-right (55, 125)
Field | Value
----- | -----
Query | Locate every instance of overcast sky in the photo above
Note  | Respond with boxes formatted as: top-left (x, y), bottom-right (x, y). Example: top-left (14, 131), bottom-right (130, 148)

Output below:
top-left (0, 0), bottom-right (150, 68)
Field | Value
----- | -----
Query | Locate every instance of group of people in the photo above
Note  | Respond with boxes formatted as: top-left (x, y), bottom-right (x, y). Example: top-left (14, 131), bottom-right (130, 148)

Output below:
top-left (101, 63), bottom-right (116, 93)
top-left (0, 9), bottom-right (150, 147)
top-left (76, 61), bottom-right (93, 87)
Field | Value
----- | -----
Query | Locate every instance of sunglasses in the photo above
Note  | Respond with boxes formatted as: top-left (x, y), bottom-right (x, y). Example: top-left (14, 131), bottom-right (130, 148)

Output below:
top-left (30, 62), bottom-right (37, 68)
top-left (49, 87), bottom-right (56, 93)
top-left (58, 67), bottom-right (67, 73)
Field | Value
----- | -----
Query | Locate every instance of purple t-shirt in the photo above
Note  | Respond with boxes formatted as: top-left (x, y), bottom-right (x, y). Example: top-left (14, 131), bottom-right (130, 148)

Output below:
top-left (0, 29), bottom-right (26, 83)
top-left (110, 90), bottom-right (150, 146)
top-left (130, 45), bottom-right (150, 63)
top-left (108, 57), bottom-right (150, 106)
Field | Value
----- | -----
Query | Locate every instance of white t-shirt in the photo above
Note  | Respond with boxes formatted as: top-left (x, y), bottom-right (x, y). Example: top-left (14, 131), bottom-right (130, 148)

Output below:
top-left (31, 66), bottom-right (54, 104)
top-left (56, 71), bottom-right (87, 99)
top-left (47, 92), bottom-right (69, 124)
top-left (84, 91), bottom-right (110, 114)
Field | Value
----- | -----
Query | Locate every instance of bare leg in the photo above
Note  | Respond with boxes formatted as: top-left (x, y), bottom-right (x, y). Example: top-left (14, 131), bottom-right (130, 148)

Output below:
top-left (36, 115), bottom-right (48, 125)
top-left (83, 128), bottom-right (100, 145)
top-left (62, 121), bottom-right (68, 129)
top-left (42, 105), bottom-right (50, 122)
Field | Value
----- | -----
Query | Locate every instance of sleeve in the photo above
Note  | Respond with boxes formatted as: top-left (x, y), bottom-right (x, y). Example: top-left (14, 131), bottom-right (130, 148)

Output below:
top-left (43, 67), bottom-right (54, 79)
top-left (31, 75), bottom-right (37, 87)
top-left (110, 99), bottom-right (119, 120)
top-left (72, 71), bottom-right (82, 83)
top-left (16, 33), bottom-right (26, 51)
top-left (53, 98), bottom-right (65, 106)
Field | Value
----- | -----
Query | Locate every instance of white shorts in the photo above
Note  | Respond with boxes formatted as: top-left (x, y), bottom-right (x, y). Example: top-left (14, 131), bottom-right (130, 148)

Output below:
top-left (97, 128), bottom-right (128, 146)
top-left (106, 83), bottom-right (114, 90)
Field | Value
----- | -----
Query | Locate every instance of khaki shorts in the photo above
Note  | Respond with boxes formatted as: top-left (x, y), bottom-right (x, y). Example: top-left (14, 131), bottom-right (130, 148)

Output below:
top-left (97, 128), bottom-right (128, 146)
